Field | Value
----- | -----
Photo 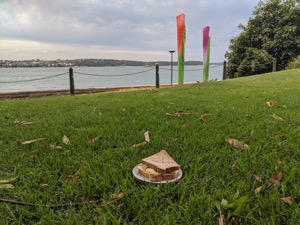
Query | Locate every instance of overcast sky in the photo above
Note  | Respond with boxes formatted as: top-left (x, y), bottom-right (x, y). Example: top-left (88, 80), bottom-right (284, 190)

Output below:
top-left (0, 0), bottom-right (261, 62)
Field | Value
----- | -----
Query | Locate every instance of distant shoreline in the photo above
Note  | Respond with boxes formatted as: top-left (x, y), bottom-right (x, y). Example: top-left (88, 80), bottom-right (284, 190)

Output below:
top-left (0, 58), bottom-right (223, 68)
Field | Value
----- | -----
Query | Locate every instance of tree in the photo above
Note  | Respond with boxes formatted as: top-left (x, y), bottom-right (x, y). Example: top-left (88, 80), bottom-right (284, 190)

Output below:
top-left (225, 0), bottom-right (300, 78)
top-left (286, 55), bottom-right (300, 69)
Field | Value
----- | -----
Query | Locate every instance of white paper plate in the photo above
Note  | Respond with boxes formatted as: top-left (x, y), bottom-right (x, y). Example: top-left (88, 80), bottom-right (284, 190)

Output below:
top-left (132, 163), bottom-right (183, 184)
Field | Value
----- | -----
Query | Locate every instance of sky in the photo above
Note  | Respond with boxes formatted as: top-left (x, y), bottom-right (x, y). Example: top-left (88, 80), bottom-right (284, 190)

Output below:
top-left (0, 0), bottom-right (261, 62)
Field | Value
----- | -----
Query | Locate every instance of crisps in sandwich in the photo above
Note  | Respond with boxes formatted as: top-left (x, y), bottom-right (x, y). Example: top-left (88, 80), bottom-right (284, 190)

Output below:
top-left (138, 150), bottom-right (180, 181)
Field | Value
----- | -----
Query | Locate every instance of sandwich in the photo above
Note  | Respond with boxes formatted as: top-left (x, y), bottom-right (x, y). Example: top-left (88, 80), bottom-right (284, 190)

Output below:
top-left (138, 150), bottom-right (180, 181)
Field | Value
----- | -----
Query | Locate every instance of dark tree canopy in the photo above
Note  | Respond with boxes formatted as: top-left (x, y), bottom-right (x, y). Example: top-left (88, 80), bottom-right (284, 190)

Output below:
top-left (225, 0), bottom-right (300, 78)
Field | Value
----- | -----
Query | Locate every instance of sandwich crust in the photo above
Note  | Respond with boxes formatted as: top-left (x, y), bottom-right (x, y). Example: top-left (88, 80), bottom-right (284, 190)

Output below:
top-left (141, 150), bottom-right (180, 173)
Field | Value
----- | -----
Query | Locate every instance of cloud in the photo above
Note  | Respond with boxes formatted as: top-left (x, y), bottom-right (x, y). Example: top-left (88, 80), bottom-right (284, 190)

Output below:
top-left (0, 0), bottom-right (260, 61)
top-left (0, 38), bottom-right (168, 61)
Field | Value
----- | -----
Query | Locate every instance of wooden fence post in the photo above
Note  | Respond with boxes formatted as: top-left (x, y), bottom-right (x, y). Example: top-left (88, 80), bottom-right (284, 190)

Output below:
top-left (69, 67), bottom-right (75, 95)
top-left (156, 63), bottom-right (160, 88)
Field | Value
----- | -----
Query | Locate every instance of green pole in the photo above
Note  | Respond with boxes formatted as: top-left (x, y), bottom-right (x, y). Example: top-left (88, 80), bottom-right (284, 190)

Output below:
top-left (207, 37), bottom-right (211, 80)
top-left (156, 63), bottom-right (160, 88)
top-left (223, 60), bottom-right (227, 80)
top-left (69, 67), bottom-right (75, 95)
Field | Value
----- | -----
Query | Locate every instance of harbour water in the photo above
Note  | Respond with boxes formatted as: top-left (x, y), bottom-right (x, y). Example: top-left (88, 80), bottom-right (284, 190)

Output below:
top-left (0, 65), bottom-right (223, 93)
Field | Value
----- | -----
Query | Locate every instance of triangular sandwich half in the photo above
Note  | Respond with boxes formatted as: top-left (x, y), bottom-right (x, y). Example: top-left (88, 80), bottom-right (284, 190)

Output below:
top-left (138, 150), bottom-right (180, 181)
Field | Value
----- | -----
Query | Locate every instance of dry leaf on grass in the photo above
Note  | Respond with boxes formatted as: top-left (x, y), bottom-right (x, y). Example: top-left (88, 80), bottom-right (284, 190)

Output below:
top-left (165, 113), bottom-right (175, 116)
top-left (230, 160), bottom-right (239, 168)
top-left (131, 141), bottom-right (147, 149)
top-left (250, 130), bottom-right (257, 139)
top-left (266, 100), bottom-right (276, 107)
top-left (182, 123), bottom-right (193, 128)
top-left (40, 184), bottom-right (48, 189)
top-left (87, 136), bottom-right (101, 145)
top-left (144, 131), bottom-right (150, 143)
top-left (63, 135), bottom-right (70, 145)
top-left (174, 111), bottom-right (195, 116)
top-left (110, 193), bottom-right (125, 200)
top-left (64, 170), bottom-right (80, 183)
top-left (280, 196), bottom-right (294, 206)
top-left (255, 186), bottom-right (263, 194)
top-left (273, 114), bottom-right (285, 122)
top-left (256, 171), bottom-right (283, 192)
top-left (274, 134), bottom-right (285, 140)
top-left (14, 119), bottom-right (33, 126)
top-left (79, 196), bottom-right (93, 203)
top-left (50, 144), bottom-right (63, 149)
top-left (225, 138), bottom-right (249, 150)
top-left (64, 176), bottom-right (79, 183)
top-left (253, 174), bottom-right (263, 183)
top-left (0, 177), bottom-right (17, 184)
top-left (21, 138), bottom-right (46, 145)
top-left (218, 212), bottom-right (225, 225)
top-left (175, 111), bottom-right (184, 116)
top-left (268, 171), bottom-right (282, 185)
top-left (132, 130), bottom-right (150, 148)
top-left (94, 193), bottom-right (125, 207)
top-left (200, 113), bottom-right (211, 122)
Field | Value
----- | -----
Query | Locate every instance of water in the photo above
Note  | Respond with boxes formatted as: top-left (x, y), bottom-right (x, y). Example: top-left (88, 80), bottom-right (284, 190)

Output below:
top-left (0, 65), bottom-right (223, 93)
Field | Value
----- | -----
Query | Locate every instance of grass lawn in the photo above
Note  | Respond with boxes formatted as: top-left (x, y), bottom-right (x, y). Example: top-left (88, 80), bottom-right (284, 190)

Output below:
top-left (0, 69), bottom-right (300, 224)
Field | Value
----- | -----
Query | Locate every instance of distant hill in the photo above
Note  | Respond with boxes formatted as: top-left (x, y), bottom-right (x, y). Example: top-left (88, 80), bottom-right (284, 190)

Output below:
top-left (62, 59), bottom-right (205, 67)
top-left (0, 58), bottom-right (222, 68)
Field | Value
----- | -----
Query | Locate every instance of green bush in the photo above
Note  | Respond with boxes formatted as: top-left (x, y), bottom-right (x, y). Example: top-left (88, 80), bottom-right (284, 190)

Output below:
top-left (286, 55), bottom-right (300, 69)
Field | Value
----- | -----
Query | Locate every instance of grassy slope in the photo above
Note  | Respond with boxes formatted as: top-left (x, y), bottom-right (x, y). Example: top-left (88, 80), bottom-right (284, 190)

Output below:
top-left (0, 70), bottom-right (299, 224)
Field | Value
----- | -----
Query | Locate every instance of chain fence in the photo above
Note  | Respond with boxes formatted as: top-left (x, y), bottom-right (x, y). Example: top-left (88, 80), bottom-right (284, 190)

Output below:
top-left (0, 65), bottom-right (223, 84)
top-left (74, 68), bottom-right (155, 77)
top-left (0, 72), bottom-right (68, 84)
top-left (0, 60), bottom-right (276, 95)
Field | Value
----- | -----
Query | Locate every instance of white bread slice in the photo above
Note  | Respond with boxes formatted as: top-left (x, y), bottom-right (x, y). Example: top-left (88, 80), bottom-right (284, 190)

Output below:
top-left (141, 150), bottom-right (180, 173)
top-left (138, 164), bottom-right (179, 181)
